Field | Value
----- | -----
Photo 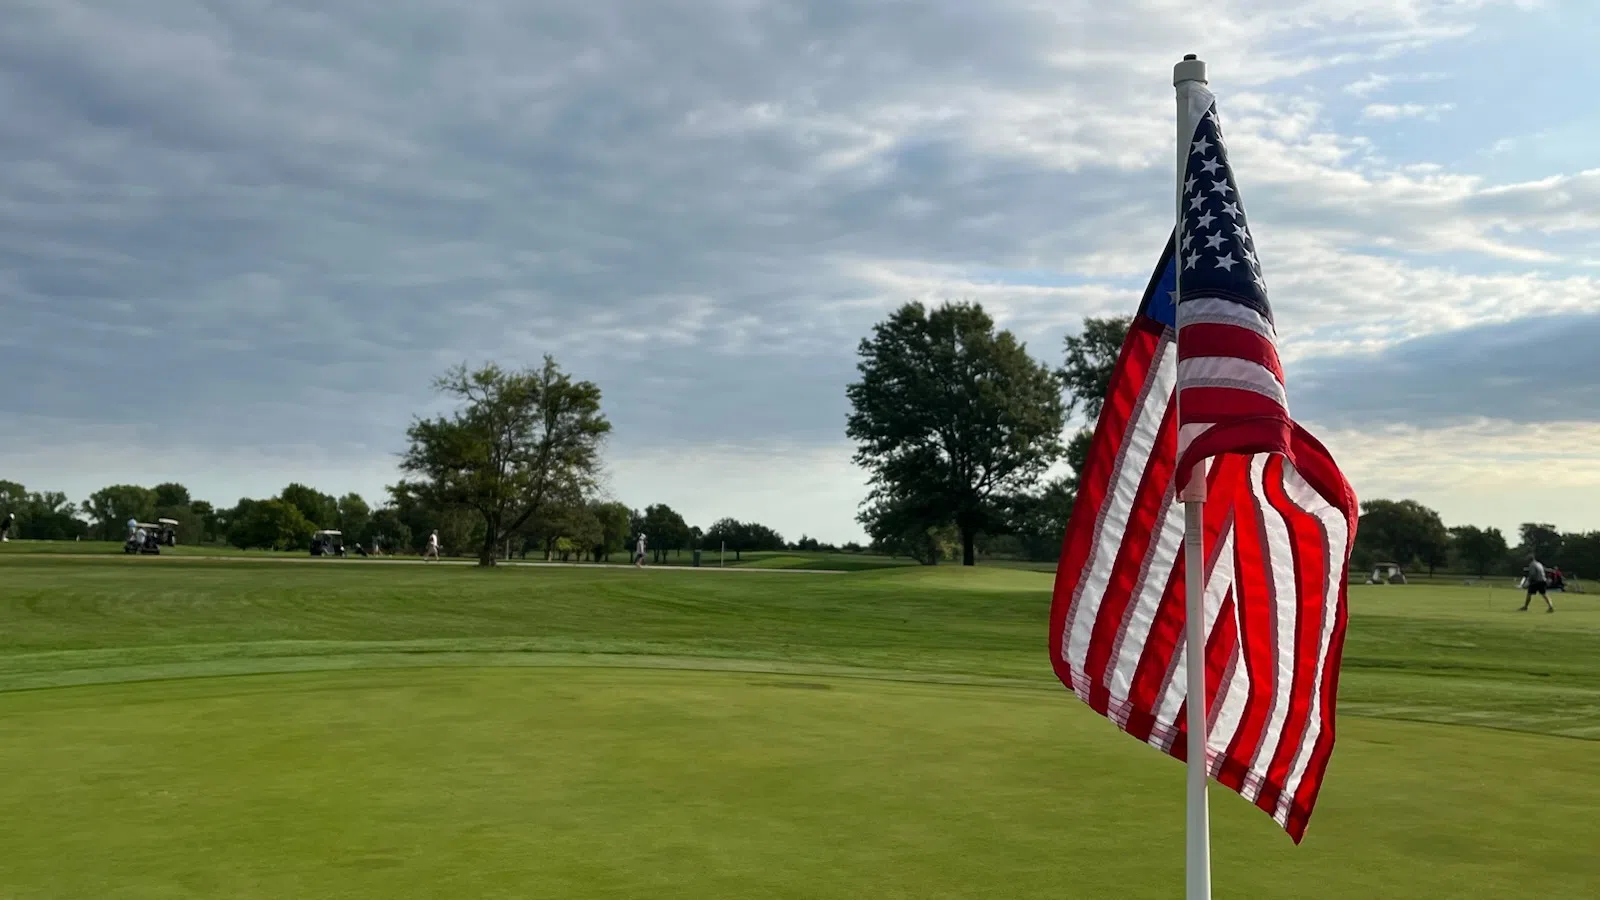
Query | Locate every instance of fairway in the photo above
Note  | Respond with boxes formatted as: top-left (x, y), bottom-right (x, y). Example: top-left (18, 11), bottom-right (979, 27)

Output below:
top-left (1, 557), bottom-right (1596, 898)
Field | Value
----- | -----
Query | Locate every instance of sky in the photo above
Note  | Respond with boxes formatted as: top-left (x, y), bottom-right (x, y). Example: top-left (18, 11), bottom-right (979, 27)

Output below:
top-left (2, 0), bottom-right (1598, 544)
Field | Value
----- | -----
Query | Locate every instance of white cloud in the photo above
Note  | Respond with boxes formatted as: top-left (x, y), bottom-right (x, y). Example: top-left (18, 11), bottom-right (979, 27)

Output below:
top-left (0, 0), bottom-right (1591, 544)
top-left (1314, 420), bottom-right (1600, 537)
top-left (1360, 101), bottom-right (1456, 121)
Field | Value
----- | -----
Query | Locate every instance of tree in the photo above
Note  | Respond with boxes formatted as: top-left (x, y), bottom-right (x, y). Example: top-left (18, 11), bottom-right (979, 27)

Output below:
top-left (642, 504), bottom-right (690, 562)
top-left (152, 483), bottom-right (192, 509)
top-left (704, 518), bottom-right (744, 560)
top-left (82, 485), bottom-right (157, 540)
top-left (227, 499), bottom-right (315, 551)
top-left (1561, 531), bottom-right (1600, 579)
top-left (847, 301), bottom-right (1066, 566)
top-left (337, 493), bottom-right (372, 542)
top-left (190, 500), bottom-right (221, 543)
top-left (401, 359), bottom-right (611, 566)
top-left (1355, 499), bottom-right (1449, 575)
top-left (0, 484), bottom-right (89, 541)
top-left (1448, 525), bottom-right (1509, 577)
top-left (365, 507), bottom-right (412, 554)
top-left (1517, 523), bottom-right (1563, 564)
top-left (279, 483), bottom-right (339, 530)
top-left (590, 501), bottom-right (633, 562)
top-left (1060, 316), bottom-right (1131, 483)
top-left (1001, 475), bottom-right (1077, 562)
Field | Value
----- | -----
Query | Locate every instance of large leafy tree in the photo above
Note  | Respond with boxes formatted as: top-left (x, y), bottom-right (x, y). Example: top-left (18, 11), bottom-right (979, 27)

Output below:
top-left (399, 358), bottom-right (611, 567)
top-left (1355, 499), bottom-right (1450, 574)
top-left (1059, 315), bottom-right (1131, 482)
top-left (847, 301), bottom-right (1065, 566)
top-left (0, 482), bottom-right (89, 541)
top-left (337, 493), bottom-right (372, 541)
top-left (1448, 525), bottom-right (1508, 577)
top-left (642, 503), bottom-right (691, 562)
top-left (1517, 522), bottom-right (1563, 564)
top-left (227, 499), bottom-right (315, 551)
top-left (279, 483), bottom-right (340, 530)
top-left (589, 501), bottom-right (633, 562)
top-left (82, 485), bottom-right (157, 540)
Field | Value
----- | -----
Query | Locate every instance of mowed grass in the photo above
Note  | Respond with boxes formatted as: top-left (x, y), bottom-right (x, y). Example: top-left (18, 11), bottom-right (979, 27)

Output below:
top-left (0, 555), bottom-right (1596, 898)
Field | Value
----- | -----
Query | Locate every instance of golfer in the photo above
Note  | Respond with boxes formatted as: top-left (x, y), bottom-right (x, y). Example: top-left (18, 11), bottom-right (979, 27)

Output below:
top-left (0, 511), bottom-right (13, 542)
top-left (634, 532), bottom-right (647, 567)
top-left (424, 530), bottom-right (441, 562)
top-left (1520, 556), bottom-right (1555, 613)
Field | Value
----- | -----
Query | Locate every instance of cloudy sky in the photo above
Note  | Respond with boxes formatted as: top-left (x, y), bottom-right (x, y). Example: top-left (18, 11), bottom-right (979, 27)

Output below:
top-left (2, 0), bottom-right (1597, 543)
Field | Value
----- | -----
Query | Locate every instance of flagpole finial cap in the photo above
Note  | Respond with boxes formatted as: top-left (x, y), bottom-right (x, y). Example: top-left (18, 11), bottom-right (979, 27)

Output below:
top-left (1174, 55), bottom-right (1208, 86)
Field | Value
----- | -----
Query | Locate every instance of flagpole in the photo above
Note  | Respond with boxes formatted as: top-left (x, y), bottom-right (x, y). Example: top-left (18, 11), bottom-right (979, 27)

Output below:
top-left (1173, 53), bottom-right (1212, 900)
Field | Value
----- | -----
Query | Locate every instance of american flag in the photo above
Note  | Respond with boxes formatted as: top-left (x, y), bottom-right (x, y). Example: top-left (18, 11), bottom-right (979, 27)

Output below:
top-left (1048, 85), bottom-right (1359, 843)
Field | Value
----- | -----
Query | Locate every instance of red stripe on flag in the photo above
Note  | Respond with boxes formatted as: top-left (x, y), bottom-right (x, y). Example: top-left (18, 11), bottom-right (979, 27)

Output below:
top-left (1084, 402), bottom-right (1179, 714)
top-left (1176, 323), bottom-right (1285, 381)
top-left (1050, 321), bottom-right (1166, 693)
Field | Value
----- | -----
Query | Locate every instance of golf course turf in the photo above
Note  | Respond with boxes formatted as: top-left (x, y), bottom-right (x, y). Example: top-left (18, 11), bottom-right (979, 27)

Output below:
top-left (0, 553), bottom-right (1595, 898)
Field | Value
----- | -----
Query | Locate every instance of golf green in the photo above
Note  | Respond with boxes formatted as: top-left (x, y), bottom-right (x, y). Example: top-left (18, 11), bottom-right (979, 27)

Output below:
top-left (0, 556), bottom-right (1595, 897)
top-left (0, 666), bottom-right (1594, 899)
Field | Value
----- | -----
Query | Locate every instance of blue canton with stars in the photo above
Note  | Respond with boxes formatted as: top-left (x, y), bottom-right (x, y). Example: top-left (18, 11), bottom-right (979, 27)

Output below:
top-left (1177, 104), bottom-right (1273, 325)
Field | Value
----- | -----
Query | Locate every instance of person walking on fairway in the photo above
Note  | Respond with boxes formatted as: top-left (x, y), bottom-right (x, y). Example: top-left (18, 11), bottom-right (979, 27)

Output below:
top-left (634, 532), bottom-right (647, 567)
top-left (0, 510), bottom-right (13, 542)
top-left (1521, 555), bottom-right (1555, 613)
top-left (424, 530), bottom-right (441, 562)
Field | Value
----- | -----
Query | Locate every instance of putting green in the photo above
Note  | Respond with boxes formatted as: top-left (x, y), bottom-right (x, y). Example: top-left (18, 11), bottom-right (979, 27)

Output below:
top-left (0, 667), bottom-right (1593, 899)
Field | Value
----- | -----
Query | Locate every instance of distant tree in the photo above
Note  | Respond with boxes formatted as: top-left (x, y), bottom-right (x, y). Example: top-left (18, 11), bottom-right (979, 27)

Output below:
top-left (794, 534), bottom-right (821, 552)
top-left (82, 485), bottom-right (157, 540)
top-left (279, 483), bottom-right (340, 530)
top-left (1, 484), bottom-right (89, 541)
top-left (1060, 315), bottom-right (1131, 482)
top-left (642, 504), bottom-right (690, 562)
top-left (1355, 499), bottom-right (1450, 575)
top-left (589, 501), bottom-right (633, 562)
top-left (399, 358), bottom-right (611, 566)
top-left (847, 301), bottom-right (1066, 566)
top-left (365, 507), bottom-right (412, 554)
top-left (152, 482), bottom-right (192, 509)
top-left (189, 500), bottom-right (221, 543)
top-left (1002, 475), bottom-right (1077, 562)
top-left (704, 518), bottom-right (744, 560)
top-left (227, 499), bottom-right (315, 551)
top-left (1448, 525), bottom-right (1509, 577)
top-left (337, 493), bottom-right (372, 542)
top-left (1560, 531), bottom-right (1600, 579)
top-left (1517, 523), bottom-right (1563, 564)
top-left (861, 496), bottom-right (949, 565)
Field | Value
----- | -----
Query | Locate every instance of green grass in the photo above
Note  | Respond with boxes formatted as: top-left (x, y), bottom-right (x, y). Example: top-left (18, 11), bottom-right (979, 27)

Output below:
top-left (0, 555), bottom-right (1595, 897)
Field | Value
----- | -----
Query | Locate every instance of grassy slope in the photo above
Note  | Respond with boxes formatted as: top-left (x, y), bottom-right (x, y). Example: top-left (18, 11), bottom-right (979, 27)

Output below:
top-left (1, 557), bottom-right (1594, 737)
top-left (0, 556), bottom-right (1596, 898)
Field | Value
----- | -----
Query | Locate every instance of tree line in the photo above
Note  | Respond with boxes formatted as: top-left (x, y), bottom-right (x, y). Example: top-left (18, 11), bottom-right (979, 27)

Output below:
top-left (0, 359), bottom-right (804, 565)
top-left (1352, 498), bottom-right (1600, 580)
top-left (843, 300), bottom-right (1600, 571)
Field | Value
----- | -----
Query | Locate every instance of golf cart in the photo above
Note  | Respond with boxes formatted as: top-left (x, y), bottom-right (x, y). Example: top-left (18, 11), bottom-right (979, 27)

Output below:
top-left (124, 520), bottom-right (175, 555)
top-left (310, 530), bottom-right (347, 558)
top-left (1366, 561), bottom-right (1406, 584)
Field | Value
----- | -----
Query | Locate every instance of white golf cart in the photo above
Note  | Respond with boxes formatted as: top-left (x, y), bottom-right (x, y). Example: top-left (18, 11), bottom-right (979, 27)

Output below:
top-left (310, 529), bottom-right (347, 558)
top-left (124, 519), bottom-right (176, 555)
top-left (1366, 561), bottom-right (1406, 584)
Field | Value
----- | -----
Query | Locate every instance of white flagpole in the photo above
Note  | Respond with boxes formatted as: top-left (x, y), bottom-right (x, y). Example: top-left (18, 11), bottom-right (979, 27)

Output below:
top-left (1173, 53), bottom-right (1212, 900)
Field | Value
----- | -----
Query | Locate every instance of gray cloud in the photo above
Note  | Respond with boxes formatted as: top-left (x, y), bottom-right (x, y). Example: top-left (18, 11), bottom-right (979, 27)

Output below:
top-left (1292, 312), bottom-right (1600, 428)
top-left (0, 0), bottom-right (1588, 541)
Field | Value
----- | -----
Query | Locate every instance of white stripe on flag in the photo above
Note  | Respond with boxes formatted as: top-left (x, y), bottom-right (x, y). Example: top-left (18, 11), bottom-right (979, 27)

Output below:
top-left (1177, 356), bottom-right (1287, 405)
top-left (1106, 486), bottom-right (1186, 702)
top-left (1274, 463), bottom-right (1349, 820)
top-left (1064, 340), bottom-right (1177, 681)
top-left (1178, 296), bottom-right (1277, 338)
top-left (1244, 455), bottom-right (1299, 801)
